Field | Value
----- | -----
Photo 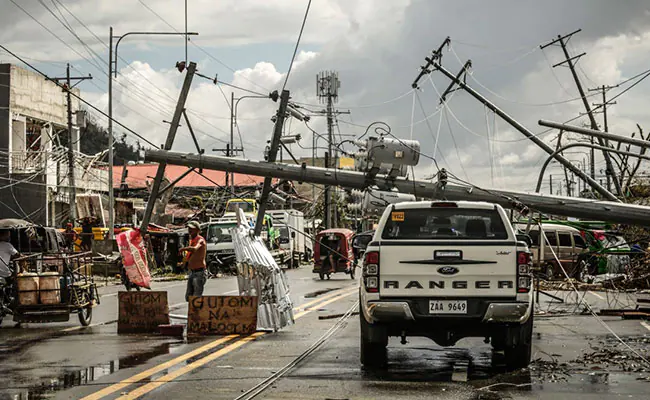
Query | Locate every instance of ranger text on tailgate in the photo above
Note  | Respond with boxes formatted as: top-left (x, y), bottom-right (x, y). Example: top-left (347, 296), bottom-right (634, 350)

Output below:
top-left (359, 201), bottom-right (534, 369)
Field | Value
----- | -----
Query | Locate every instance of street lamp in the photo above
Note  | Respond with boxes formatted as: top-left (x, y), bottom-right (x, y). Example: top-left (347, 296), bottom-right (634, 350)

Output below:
top-left (107, 28), bottom-right (198, 238)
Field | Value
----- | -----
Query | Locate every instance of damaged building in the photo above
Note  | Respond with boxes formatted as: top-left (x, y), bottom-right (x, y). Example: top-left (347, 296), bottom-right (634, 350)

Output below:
top-left (0, 63), bottom-right (108, 226)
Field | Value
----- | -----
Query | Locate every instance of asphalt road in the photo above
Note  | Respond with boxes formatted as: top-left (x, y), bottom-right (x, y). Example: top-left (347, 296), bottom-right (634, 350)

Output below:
top-left (1, 269), bottom-right (649, 400)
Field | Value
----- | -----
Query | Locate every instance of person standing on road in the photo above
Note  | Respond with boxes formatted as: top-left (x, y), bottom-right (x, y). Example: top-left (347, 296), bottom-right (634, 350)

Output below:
top-left (180, 221), bottom-right (207, 302)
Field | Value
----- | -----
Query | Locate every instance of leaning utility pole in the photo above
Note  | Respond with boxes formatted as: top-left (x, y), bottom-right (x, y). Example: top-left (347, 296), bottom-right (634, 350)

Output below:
top-left (52, 64), bottom-right (92, 223)
top-left (411, 39), bottom-right (618, 202)
top-left (540, 29), bottom-right (622, 195)
top-left (254, 90), bottom-right (290, 236)
top-left (589, 84), bottom-right (618, 192)
top-left (140, 62), bottom-right (197, 232)
top-left (317, 71), bottom-right (340, 228)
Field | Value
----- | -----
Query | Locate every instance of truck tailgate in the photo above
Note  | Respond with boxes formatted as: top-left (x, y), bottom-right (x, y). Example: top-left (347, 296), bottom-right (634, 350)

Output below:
top-left (379, 241), bottom-right (517, 298)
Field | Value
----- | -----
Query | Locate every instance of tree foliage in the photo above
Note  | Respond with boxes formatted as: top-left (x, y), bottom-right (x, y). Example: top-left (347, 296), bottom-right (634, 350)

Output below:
top-left (79, 116), bottom-right (141, 165)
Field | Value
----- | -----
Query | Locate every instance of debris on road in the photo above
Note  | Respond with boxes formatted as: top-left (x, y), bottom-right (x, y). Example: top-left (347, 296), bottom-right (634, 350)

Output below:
top-left (232, 209), bottom-right (294, 331)
top-left (318, 312), bottom-right (360, 320)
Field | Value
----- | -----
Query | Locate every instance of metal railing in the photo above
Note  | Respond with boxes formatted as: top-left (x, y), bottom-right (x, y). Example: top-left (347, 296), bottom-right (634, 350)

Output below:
top-left (11, 151), bottom-right (46, 172)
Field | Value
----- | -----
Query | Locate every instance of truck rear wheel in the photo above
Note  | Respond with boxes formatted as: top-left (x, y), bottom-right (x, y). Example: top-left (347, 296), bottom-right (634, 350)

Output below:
top-left (359, 311), bottom-right (387, 368)
top-left (504, 313), bottom-right (533, 370)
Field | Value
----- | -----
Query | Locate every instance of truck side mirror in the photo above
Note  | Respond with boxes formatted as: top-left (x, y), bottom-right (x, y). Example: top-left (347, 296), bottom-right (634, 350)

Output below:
top-left (516, 234), bottom-right (533, 247)
top-left (291, 232), bottom-right (296, 239)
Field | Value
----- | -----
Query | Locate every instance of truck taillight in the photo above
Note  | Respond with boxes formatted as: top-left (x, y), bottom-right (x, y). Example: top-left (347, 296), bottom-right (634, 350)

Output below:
top-left (364, 251), bottom-right (380, 293)
top-left (517, 251), bottom-right (532, 293)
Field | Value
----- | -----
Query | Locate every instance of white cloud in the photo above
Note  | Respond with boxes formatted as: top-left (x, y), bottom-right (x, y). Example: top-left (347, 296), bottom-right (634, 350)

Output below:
top-left (4, 0), bottom-right (650, 195)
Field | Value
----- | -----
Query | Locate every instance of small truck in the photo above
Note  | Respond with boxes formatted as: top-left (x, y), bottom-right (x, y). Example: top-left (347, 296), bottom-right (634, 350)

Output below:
top-left (359, 201), bottom-right (534, 370)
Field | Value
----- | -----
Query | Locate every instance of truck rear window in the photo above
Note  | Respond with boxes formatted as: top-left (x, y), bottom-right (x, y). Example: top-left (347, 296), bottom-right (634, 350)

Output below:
top-left (381, 208), bottom-right (508, 240)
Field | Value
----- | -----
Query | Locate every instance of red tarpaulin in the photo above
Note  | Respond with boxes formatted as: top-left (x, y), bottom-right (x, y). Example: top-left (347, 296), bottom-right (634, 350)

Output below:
top-left (116, 229), bottom-right (151, 289)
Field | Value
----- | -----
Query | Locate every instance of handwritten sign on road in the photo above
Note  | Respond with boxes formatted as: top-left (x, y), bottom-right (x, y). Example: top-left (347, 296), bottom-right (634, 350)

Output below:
top-left (118, 291), bottom-right (170, 334)
top-left (187, 296), bottom-right (258, 336)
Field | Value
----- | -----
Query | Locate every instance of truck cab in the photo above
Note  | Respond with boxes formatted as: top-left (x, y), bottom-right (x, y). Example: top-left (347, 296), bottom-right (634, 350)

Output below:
top-left (202, 220), bottom-right (237, 273)
top-left (359, 201), bottom-right (533, 370)
top-left (223, 199), bottom-right (257, 217)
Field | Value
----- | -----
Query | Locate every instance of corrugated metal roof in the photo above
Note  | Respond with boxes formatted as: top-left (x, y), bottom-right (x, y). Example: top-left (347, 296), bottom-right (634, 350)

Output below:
top-left (113, 164), bottom-right (266, 189)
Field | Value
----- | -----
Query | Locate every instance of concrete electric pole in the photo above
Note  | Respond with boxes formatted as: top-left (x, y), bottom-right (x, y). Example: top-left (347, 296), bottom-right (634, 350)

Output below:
top-left (540, 29), bottom-right (622, 196)
top-left (589, 84), bottom-right (618, 192)
top-left (317, 71), bottom-right (340, 228)
top-left (52, 64), bottom-right (92, 224)
top-left (144, 149), bottom-right (650, 226)
top-left (140, 62), bottom-right (197, 232)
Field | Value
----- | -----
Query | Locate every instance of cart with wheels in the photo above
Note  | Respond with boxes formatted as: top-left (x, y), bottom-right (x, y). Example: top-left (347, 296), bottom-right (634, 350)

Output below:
top-left (10, 252), bottom-right (99, 326)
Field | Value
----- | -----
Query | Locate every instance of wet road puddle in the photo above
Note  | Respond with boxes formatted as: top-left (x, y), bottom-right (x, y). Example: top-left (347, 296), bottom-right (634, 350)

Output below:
top-left (2, 340), bottom-right (185, 399)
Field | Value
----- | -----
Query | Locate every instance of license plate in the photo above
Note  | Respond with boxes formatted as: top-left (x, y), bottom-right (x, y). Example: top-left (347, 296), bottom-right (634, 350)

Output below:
top-left (429, 300), bottom-right (467, 314)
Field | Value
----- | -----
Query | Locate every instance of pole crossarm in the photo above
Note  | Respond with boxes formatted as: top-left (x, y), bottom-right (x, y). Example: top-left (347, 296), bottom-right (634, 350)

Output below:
top-left (431, 61), bottom-right (619, 202)
top-left (144, 149), bottom-right (650, 226)
top-left (535, 142), bottom-right (650, 193)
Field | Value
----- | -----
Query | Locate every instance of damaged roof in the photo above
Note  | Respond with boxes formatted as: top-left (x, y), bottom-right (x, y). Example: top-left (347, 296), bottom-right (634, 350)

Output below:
top-left (113, 164), bottom-right (266, 189)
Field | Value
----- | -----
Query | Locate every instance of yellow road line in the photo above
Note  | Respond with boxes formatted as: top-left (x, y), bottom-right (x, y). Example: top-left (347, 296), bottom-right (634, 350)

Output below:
top-left (641, 321), bottom-right (650, 332)
top-left (116, 333), bottom-right (265, 400)
top-left (295, 285), bottom-right (357, 312)
top-left (84, 285), bottom-right (357, 400)
top-left (588, 291), bottom-right (605, 300)
top-left (294, 289), bottom-right (356, 320)
top-left (79, 335), bottom-right (238, 400)
top-left (118, 290), bottom-right (357, 399)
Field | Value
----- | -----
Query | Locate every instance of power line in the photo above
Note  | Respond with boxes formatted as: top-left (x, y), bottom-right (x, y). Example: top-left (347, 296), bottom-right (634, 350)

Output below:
top-left (442, 107), bottom-right (469, 180)
top-left (281, 0), bottom-right (312, 92)
top-left (0, 44), bottom-right (158, 149)
top-left (450, 46), bottom-right (600, 107)
top-left (137, 0), bottom-right (271, 95)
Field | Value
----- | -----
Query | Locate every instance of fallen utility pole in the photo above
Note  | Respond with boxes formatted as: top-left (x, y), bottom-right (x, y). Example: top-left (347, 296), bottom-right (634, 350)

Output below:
top-left (144, 150), bottom-right (650, 226)
top-left (254, 90), bottom-right (290, 236)
top-left (140, 62), bottom-right (196, 232)
top-left (538, 120), bottom-right (650, 150)
top-left (430, 61), bottom-right (619, 202)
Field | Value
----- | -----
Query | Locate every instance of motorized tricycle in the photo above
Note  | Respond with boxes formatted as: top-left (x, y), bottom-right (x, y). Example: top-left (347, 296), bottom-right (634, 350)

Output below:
top-left (312, 228), bottom-right (355, 280)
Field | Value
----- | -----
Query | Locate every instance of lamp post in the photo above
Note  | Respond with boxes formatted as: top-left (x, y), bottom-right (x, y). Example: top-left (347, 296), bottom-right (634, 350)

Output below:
top-left (108, 28), bottom-right (198, 238)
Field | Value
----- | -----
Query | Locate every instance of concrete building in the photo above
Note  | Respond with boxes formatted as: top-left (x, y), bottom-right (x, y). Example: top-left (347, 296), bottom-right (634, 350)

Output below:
top-left (0, 64), bottom-right (108, 226)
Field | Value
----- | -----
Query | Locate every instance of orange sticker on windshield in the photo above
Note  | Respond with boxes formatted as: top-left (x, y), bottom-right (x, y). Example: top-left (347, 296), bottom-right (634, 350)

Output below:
top-left (391, 211), bottom-right (405, 222)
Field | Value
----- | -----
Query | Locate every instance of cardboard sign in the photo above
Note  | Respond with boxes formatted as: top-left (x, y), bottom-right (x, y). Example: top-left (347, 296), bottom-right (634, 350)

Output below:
top-left (187, 296), bottom-right (258, 336)
top-left (118, 291), bottom-right (170, 333)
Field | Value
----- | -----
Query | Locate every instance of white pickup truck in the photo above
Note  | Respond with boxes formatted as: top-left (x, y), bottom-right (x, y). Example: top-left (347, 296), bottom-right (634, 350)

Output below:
top-left (359, 201), bottom-right (534, 370)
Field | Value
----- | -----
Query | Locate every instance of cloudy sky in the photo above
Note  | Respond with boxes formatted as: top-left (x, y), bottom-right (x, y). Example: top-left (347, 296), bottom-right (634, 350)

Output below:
top-left (2, 0), bottom-right (650, 194)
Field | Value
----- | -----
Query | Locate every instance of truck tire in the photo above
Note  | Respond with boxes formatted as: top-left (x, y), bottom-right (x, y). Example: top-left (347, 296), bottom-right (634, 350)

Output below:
top-left (504, 312), bottom-right (533, 370)
top-left (359, 311), bottom-right (387, 368)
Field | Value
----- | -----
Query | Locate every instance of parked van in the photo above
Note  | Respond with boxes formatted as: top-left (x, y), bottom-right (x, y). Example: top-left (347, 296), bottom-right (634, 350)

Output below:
top-left (516, 223), bottom-right (588, 279)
